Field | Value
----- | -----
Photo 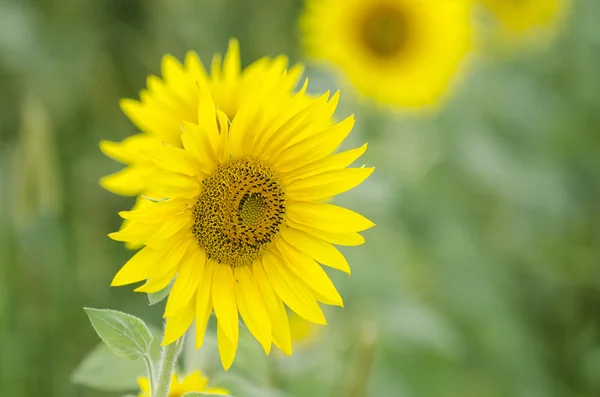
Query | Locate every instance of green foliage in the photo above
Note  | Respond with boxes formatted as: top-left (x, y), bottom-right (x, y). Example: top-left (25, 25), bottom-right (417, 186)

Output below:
top-left (71, 324), bottom-right (162, 392)
top-left (84, 308), bottom-right (154, 361)
top-left (1, 0), bottom-right (600, 396)
top-left (70, 343), bottom-right (147, 392)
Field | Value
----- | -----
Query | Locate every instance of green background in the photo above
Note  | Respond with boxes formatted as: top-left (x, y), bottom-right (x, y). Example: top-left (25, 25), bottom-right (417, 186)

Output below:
top-left (1, 0), bottom-right (599, 396)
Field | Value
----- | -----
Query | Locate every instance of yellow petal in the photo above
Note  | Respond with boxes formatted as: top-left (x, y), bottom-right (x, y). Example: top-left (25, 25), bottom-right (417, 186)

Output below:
top-left (164, 247), bottom-right (205, 317)
top-left (217, 323), bottom-right (237, 371)
top-left (118, 198), bottom-right (193, 221)
top-left (111, 246), bottom-right (165, 286)
top-left (216, 109), bottom-right (231, 163)
top-left (205, 387), bottom-right (230, 395)
top-left (261, 91), bottom-right (330, 161)
top-left (137, 377), bottom-right (150, 394)
top-left (100, 165), bottom-right (156, 196)
top-left (211, 265), bottom-right (239, 348)
top-left (141, 145), bottom-right (200, 176)
top-left (196, 260), bottom-right (217, 349)
top-left (196, 72), bottom-right (219, 151)
top-left (253, 261), bottom-right (292, 355)
top-left (134, 266), bottom-right (176, 293)
top-left (275, 115), bottom-right (355, 172)
top-left (280, 226), bottom-right (350, 274)
top-left (286, 202), bottom-right (374, 233)
top-left (275, 239), bottom-right (343, 307)
top-left (223, 38), bottom-right (241, 83)
top-left (99, 134), bottom-right (160, 164)
top-left (287, 167), bottom-right (374, 202)
top-left (234, 266), bottom-right (272, 354)
top-left (108, 221), bottom-right (157, 244)
top-left (181, 122), bottom-right (217, 174)
top-left (286, 219), bottom-right (366, 247)
top-left (184, 51), bottom-right (208, 84)
top-left (179, 371), bottom-right (208, 390)
top-left (162, 299), bottom-right (195, 345)
top-left (283, 144), bottom-right (368, 183)
top-left (144, 214), bottom-right (192, 248)
top-left (261, 251), bottom-right (326, 325)
top-left (144, 170), bottom-right (200, 199)
top-left (135, 238), bottom-right (193, 293)
top-left (161, 54), bottom-right (194, 102)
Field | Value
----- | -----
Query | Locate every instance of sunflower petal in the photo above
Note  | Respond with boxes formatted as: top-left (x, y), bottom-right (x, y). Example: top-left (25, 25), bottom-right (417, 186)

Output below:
top-left (162, 299), bottom-right (195, 345)
top-left (111, 246), bottom-right (165, 286)
top-left (217, 323), bottom-right (237, 371)
top-left (234, 266), bottom-right (272, 354)
top-left (283, 144), bottom-right (368, 183)
top-left (280, 226), bottom-right (350, 274)
top-left (287, 167), bottom-right (374, 202)
top-left (211, 265), bottom-right (239, 348)
top-left (196, 260), bottom-right (217, 349)
top-left (286, 202), bottom-right (374, 233)
top-left (100, 165), bottom-right (156, 196)
top-left (253, 262), bottom-right (292, 355)
top-left (261, 251), bottom-right (326, 325)
top-left (275, 239), bottom-right (343, 307)
top-left (164, 247), bottom-right (205, 317)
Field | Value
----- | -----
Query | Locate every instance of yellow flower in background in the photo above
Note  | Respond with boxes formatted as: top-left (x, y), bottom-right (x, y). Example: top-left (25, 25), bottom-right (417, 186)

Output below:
top-left (478, 0), bottom-right (569, 37)
top-left (105, 41), bottom-right (374, 370)
top-left (100, 39), bottom-right (303, 248)
top-left (300, 0), bottom-right (473, 109)
top-left (289, 312), bottom-right (322, 347)
top-left (138, 371), bottom-right (228, 397)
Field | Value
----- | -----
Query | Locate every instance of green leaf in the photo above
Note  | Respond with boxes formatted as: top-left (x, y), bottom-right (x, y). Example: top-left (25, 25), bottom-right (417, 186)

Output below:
top-left (148, 280), bottom-right (173, 305)
top-left (84, 308), bottom-right (154, 360)
top-left (70, 343), bottom-right (146, 392)
top-left (71, 324), bottom-right (163, 392)
top-left (182, 393), bottom-right (234, 397)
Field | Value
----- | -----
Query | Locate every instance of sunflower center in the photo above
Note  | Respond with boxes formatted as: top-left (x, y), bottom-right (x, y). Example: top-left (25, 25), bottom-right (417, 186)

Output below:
top-left (360, 5), bottom-right (410, 58)
top-left (192, 156), bottom-right (286, 267)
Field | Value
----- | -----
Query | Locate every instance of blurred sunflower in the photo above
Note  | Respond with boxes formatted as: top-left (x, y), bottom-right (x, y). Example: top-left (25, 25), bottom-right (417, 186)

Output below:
top-left (478, 0), bottom-right (569, 37)
top-left (289, 312), bottom-right (322, 347)
top-left (100, 39), bottom-right (303, 248)
top-left (300, 0), bottom-right (473, 108)
top-left (105, 42), bottom-right (374, 369)
top-left (138, 371), bottom-right (228, 396)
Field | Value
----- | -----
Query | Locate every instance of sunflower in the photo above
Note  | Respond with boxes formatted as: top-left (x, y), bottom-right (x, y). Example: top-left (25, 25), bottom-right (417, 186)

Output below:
top-left (106, 43), bottom-right (374, 370)
top-left (300, 0), bottom-right (474, 108)
top-left (100, 39), bottom-right (304, 248)
top-left (137, 371), bottom-right (228, 397)
top-left (477, 0), bottom-right (569, 37)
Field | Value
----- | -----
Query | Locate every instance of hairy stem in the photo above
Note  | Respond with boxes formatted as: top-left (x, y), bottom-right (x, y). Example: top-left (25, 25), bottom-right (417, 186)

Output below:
top-left (153, 336), bottom-right (184, 397)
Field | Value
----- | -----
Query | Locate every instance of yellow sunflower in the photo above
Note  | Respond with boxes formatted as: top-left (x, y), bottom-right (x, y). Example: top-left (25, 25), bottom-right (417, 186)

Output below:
top-left (137, 371), bottom-right (228, 396)
top-left (300, 0), bottom-right (474, 108)
top-left (100, 39), bottom-right (304, 248)
top-left (106, 43), bottom-right (374, 370)
top-left (478, 0), bottom-right (569, 37)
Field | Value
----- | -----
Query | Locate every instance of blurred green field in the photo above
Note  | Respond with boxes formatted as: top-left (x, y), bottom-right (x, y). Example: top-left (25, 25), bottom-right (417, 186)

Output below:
top-left (1, 0), bottom-right (600, 396)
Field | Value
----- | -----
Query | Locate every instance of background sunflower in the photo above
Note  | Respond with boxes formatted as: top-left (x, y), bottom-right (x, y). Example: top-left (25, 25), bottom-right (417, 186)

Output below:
top-left (2, 1), bottom-right (600, 397)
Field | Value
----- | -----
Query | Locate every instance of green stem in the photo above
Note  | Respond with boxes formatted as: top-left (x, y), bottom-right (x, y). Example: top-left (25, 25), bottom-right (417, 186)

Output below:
top-left (143, 354), bottom-right (156, 393)
top-left (153, 336), bottom-right (185, 397)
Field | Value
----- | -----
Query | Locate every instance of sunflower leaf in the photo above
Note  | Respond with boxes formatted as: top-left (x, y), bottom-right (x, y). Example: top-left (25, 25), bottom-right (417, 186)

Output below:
top-left (84, 308), bottom-right (154, 360)
top-left (71, 325), bottom-right (162, 392)
top-left (148, 280), bottom-right (174, 305)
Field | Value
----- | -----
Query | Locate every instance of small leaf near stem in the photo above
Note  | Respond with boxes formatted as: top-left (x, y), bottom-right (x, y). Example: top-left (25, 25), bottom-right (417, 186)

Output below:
top-left (84, 308), bottom-right (154, 360)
